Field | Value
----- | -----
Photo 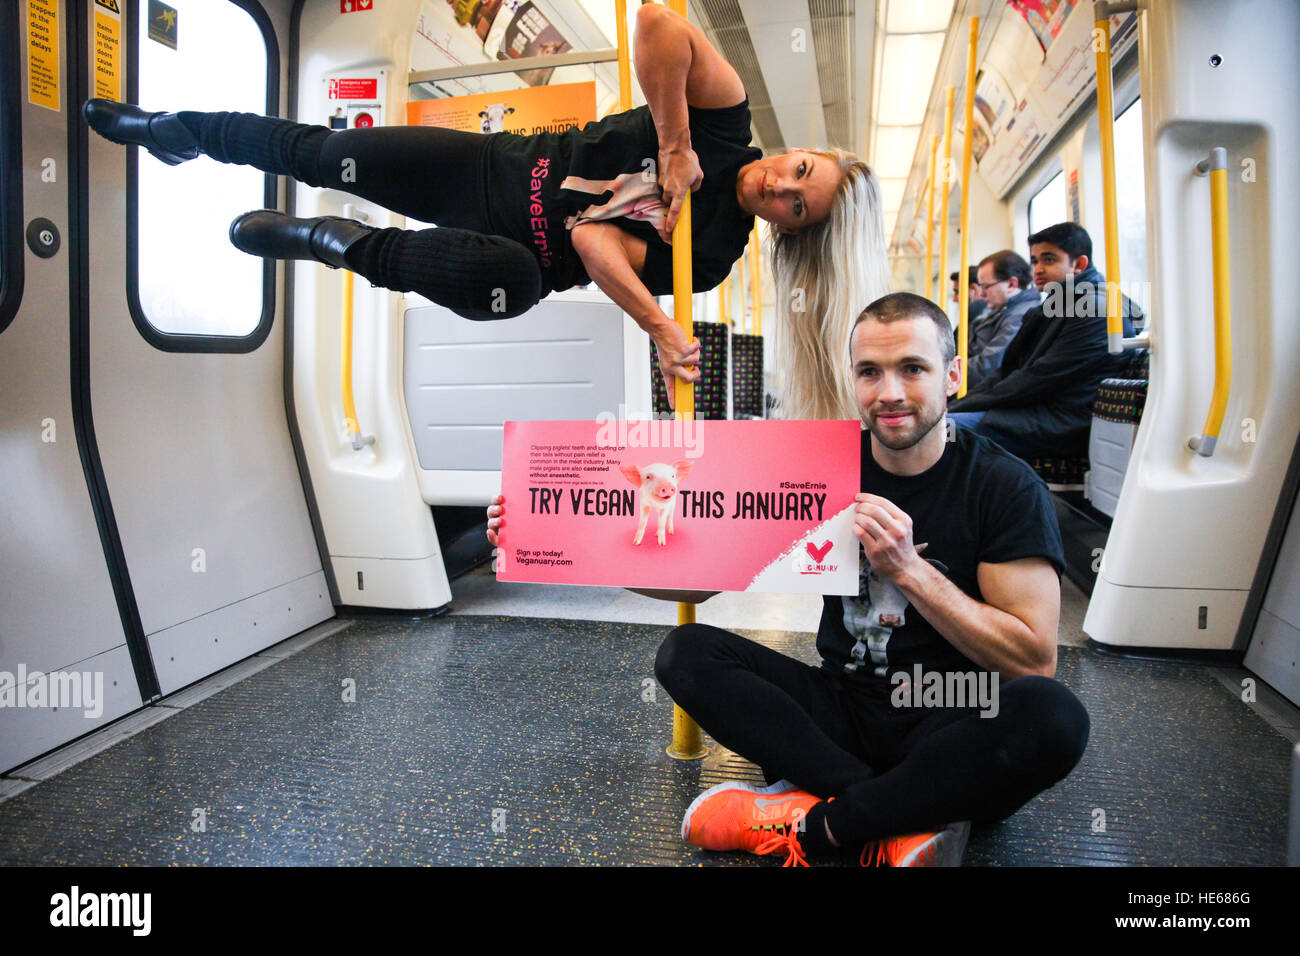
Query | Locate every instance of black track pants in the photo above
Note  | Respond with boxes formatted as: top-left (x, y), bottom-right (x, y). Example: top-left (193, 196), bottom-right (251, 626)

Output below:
top-left (176, 111), bottom-right (542, 319)
top-left (655, 623), bottom-right (1089, 854)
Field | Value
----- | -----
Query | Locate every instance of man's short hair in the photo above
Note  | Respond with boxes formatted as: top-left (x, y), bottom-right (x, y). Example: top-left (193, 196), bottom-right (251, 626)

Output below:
top-left (852, 291), bottom-right (957, 367)
top-left (978, 249), bottom-right (1032, 288)
top-left (949, 267), bottom-right (979, 285)
top-left (1027, 222), bottom-right (1092, 262)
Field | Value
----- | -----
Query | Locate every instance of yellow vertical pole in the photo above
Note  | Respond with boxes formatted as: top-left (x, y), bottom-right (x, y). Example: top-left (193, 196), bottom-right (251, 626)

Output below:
top-left (957, 19), bottom-right (978, 398)
top-left (938, 86), bottom-right (954, 313)
top-left (1093, 13), bottom-right (1123, 352)
top-left (719, 266), bottom-right (731, 326)
top-left (341, 269), bottom-right (359, 438)
top-left (666, 0), bottom-right (705, 760)
top-left (749, 226), bottom-right (762, 336)
top-left (926, 134), bottom-right (938, 303)
top-left (615, 0), bottom-right (632, 112)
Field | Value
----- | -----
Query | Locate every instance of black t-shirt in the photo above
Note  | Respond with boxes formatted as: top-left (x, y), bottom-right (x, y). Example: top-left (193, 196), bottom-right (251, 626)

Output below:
top-left (815, 427), bottom-right (1064, 683)
top-left (484, 101), bottom-right (761, 295)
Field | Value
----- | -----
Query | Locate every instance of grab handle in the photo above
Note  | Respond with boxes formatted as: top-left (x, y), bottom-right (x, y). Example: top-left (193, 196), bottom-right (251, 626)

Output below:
top-left (341, 205), bottom-right (375, 452)
top-left (1187, 148), bottom-right (1231, 457)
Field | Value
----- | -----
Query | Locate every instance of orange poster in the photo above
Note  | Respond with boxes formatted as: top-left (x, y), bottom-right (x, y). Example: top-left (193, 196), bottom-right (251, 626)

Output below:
top-left (407, 81), bottom-right (596, 136)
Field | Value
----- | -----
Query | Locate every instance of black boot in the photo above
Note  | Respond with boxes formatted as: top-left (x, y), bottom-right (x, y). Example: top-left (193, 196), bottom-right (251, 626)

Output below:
top-left (82, 99), bottom-right (199, 165)
top-left (229, 210), bottom-right (375, 270)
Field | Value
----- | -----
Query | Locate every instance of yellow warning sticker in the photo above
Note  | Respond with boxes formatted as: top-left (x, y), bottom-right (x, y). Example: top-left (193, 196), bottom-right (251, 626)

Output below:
top-left (95, 0), bottom-right (123, 13)
top-left (94, 8), bottom-right (122, 102)
top-left (27, 0), bottom-right (60, 112)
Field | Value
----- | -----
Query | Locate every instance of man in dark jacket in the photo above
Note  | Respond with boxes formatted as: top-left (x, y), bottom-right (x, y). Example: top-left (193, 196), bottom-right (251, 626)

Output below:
top-left (967, 249), bottom-right (1040, 390)
top-left (948, 222), bottom-right (1141, 460)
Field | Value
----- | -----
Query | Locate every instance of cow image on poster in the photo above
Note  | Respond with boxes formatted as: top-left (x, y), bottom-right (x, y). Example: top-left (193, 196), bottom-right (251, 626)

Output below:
top-left (478, 103), bottom-right (515, 133)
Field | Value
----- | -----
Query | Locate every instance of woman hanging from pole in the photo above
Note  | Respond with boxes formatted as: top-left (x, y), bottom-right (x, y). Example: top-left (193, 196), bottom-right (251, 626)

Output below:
top-left (84, 3), bottom-right (886, 411)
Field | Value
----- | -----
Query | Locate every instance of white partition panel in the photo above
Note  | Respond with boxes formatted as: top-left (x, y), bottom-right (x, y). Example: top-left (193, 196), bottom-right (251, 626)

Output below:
top-left (404, 290), bottom-right (652, 507)
top-left (1084, 0), bottom-right (1300, 650)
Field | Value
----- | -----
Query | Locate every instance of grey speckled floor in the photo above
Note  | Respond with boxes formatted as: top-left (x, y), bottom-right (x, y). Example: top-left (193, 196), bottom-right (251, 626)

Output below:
top-left (0, 613), bottom-right (1290, 866)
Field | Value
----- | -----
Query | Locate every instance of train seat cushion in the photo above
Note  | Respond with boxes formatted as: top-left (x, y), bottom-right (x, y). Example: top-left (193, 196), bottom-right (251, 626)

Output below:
top-left (1030, 456), bottom-right (1088, 486)
top-left (1092, 348), bottom-right (1149, 425)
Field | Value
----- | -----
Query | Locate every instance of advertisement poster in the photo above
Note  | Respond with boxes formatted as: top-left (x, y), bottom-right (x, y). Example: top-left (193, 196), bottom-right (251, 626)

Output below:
top-left (974, 3), bottom-right (1135, 198)
top-left (1034, 8), bottom-right (1137, 122)
top-left (1009, 0), bottom-right (1078, 53)
top-left (483, 0), bottom-right (570, 86)
top-left (433, 0), bottom-right (571, 87)
top-left (407, 80), bottom-right (595, 135)
top-left (974, 64), bottom-right (1016, 139)
top-left (496, 419), bottom-right (862, 595)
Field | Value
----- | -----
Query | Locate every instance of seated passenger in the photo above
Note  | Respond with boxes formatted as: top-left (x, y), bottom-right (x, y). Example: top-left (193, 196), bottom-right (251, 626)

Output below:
top-left (967, 250), bottom-right (1040, 390)
top-left (82, 3), bottom-right (888, 414)
top-left (950, 267), bottom-right (987, 326)
top-left (948, 222), bottom-right (1142, 461)
top-left (486, 291), bottom-right (1090, 867)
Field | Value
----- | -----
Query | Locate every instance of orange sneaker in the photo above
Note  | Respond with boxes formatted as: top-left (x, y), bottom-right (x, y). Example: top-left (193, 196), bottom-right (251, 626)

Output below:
top-left (860, 820), bottom-right (971, 867)
top-left (681, 780), bottom-right (822, 867)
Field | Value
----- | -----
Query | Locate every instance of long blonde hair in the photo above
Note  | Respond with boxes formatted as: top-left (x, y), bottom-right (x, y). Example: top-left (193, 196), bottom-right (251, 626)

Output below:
top-left (770, 149), bottom-right (889, 421)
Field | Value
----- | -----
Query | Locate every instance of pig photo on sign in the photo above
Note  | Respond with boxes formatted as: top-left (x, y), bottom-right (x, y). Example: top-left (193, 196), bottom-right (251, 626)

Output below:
top-left (619, 460), bottom-right (693, 547)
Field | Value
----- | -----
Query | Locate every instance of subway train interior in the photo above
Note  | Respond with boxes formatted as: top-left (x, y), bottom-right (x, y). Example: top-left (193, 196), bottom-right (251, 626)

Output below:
top-left (1, 0), bottom-right (1297, 875)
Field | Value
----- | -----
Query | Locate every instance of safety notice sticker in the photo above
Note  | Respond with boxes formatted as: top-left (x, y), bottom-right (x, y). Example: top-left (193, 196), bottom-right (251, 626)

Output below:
top-left (149, 0), bottom-right (178, 50)
top-left (27, 0), bottom-right (60, 112)
top-left (94, 5), bottom-right (122, 102)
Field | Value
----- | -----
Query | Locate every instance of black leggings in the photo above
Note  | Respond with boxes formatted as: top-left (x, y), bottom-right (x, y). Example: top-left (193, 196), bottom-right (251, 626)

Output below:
top-left (177, 111), bottom-right (543, 319)
top-left (655, 623), bottom-right (1090, 854)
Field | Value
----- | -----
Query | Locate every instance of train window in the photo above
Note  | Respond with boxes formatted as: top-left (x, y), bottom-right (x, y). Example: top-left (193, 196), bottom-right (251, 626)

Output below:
top-left (132, 1), bottom-right (274, 345)
top-left (1112, 98), bottom-right (1147, 288)
top-left (1027, 170), bottom-right (1066, 237)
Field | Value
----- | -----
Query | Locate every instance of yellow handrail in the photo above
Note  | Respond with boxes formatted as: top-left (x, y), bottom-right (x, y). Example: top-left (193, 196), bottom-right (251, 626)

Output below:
top-left (1093, 11), bottom-right (1123, 353)
top-left (719, 265), bottom-right (731, 326)
top-left (939, 86), bottom-right (954, 313)
top-left (957, 18), bottom-right (978, 398)
top-left (615, 0), bottom-right (632, 112)
top-left (340, 264), bottom-right (377, 451)
top-left (1190, 148), bottom-right (1231, 458)
top-left (749, 225), bottom-right (762, 336)
top-left (342, 268), bottom-right (359, 440)
top-left (666, 0), bottom-right (706, 761)
top-left (926, 134), bottom-right (938, 303)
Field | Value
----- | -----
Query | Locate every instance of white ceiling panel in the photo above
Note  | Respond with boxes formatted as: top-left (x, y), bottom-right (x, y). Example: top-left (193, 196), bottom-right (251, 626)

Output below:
top-left (876, 32), bottom-right (945, 125)
top-left (738, 0), bottom-right (829, 149)
top-left (872, 124), bottom-right (920, 179)
top-left (879, 177), bottom-right (906, 212)
top-left (885, 0), bottom-right (954, 34)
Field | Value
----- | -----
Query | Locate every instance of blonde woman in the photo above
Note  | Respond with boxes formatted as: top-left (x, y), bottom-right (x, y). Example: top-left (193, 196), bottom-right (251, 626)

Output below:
top-left (85, 4), bottom-right (886, 412)
top-left (771, 151), bottom-right (890, 421)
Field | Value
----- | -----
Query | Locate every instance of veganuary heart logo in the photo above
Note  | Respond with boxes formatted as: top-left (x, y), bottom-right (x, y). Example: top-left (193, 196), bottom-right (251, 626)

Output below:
top-left (806, 540), bottom-right (832, 563)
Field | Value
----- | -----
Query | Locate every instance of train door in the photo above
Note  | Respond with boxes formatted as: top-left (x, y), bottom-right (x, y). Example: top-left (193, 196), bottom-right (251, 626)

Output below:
top-left (1, 0), bottom-right (331, 774)
top-left (1, 0), bottom-right (143, 772)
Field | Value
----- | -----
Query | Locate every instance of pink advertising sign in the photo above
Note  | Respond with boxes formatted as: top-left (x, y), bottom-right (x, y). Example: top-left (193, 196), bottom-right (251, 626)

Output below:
top-left (496, 418), bottom-right (862, 594)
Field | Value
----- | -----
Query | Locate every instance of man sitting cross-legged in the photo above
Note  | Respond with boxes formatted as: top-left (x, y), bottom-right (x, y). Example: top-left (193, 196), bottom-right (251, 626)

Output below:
top-left (654, 292), bottom-right (1087, 866)
top-left (485, 292), bottom-right (1089, 866)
